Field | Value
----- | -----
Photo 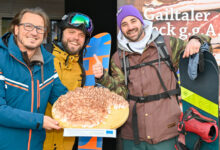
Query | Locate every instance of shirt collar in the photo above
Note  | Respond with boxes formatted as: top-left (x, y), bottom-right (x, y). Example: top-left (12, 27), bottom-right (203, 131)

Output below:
top-left (30, 47), bottom-right (44, 64)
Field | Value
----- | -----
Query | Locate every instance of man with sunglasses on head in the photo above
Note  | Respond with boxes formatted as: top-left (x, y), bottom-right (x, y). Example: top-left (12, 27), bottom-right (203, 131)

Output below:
top-left (43, 12), bottom-right (94, 150)
top-left (0, 7), bottom-right (68, 150)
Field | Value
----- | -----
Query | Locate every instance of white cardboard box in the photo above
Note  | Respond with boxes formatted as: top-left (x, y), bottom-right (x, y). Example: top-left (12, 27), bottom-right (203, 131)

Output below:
top-left (63, 128), bottom-right (116, 138)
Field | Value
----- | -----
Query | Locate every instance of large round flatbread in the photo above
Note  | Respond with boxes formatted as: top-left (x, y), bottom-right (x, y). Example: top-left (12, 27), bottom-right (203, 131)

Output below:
top-left (52, 87), bottom-right (129, 129)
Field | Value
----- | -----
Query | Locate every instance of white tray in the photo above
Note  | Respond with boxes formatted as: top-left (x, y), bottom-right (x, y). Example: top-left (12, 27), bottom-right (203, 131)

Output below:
top-left (63, 128), bottom-right (116, 138)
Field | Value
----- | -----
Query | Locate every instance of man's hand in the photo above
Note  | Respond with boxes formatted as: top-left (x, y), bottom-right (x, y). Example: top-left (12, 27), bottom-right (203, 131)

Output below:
top-left (183, 39), bottom-right (201, 58)
top-left (43, 116), bottom-right (61, 130)
top-left (92, 54), bottom-right (104, 79)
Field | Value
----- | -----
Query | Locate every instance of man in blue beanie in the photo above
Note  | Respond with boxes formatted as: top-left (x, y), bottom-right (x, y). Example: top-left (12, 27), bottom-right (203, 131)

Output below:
top-left (93, 5), bottom-right (211, 150)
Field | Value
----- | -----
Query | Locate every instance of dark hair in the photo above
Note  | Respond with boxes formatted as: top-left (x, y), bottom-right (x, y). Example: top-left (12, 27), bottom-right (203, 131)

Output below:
top-left (10, 7), bottom-right (50, 38)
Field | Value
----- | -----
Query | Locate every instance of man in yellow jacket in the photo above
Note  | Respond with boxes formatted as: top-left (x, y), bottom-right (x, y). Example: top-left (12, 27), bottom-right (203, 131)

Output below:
top-left (43, 12), bottom-right (94, 150)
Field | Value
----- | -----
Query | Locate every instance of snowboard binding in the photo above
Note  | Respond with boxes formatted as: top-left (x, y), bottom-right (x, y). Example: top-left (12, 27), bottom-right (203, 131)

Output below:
top-left (175, 107), bottom-right (218, 150)
top-left (178, 107), bottom-right (218, 143)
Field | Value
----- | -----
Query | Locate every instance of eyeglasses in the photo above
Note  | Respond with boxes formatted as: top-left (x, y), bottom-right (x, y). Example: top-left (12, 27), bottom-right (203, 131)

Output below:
top-left (68, 13), bottom-right (93, 35)
top-left (18, 23), bottom-right (46, 34)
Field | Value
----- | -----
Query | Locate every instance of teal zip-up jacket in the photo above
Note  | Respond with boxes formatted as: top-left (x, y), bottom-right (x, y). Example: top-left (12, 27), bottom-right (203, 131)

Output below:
top-left (0, 32), bottom-right (68, 150)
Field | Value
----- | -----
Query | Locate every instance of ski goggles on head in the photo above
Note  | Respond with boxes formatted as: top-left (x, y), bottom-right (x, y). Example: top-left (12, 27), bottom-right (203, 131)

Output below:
top-left (68, 13), bottom-right (93, 35)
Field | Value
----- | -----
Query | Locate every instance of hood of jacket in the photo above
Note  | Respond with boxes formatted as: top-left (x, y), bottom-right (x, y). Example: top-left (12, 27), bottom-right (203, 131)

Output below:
top-left (0, 32), bottom-right (54, 65)
top-left (117, 20), bottom-right (160, 54)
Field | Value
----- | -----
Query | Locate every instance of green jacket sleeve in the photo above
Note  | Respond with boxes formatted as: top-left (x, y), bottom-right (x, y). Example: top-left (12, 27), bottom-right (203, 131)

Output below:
top-left (96, 59), bottom-right (128, 99)
top-left (170, 34), bottom-right (212, 69)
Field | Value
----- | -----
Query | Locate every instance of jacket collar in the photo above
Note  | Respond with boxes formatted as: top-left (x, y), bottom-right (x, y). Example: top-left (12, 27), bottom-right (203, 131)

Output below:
top-left (30, 47), bottom-right (44, 64)
top-left (53, 43), bottom-right (79, 63)
top-left (1, 32), bottom-right (53, 65)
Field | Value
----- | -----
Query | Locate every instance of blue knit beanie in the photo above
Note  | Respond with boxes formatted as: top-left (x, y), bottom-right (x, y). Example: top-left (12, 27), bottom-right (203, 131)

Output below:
top-left (117, 5), bottom-right (144, 30)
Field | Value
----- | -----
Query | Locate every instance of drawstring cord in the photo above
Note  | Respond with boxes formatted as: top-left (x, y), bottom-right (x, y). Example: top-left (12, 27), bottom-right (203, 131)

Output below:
top-left (157, 49), bottom-right (161, 74)
top-left (41, 64), bottom-right (44, 83)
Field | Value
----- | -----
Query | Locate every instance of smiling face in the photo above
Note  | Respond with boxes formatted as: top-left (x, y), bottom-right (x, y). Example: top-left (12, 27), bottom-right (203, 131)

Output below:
top-left (14, 12), bottom-right (45, 51)
top-left (62, 28), bottom-right (86, 55)
top-left (120, 16), bottom-right (145, 42)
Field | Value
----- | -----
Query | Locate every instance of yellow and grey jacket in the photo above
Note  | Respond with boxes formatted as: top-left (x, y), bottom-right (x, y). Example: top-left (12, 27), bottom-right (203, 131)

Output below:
top-left (43, 43), bottom-right (85, 150)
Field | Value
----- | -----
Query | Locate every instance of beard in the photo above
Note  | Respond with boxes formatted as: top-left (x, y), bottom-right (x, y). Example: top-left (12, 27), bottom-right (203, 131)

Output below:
top-left (24, 44), bottom-right (38, 51)
top-left (124, 27), bottom-right (145, 42)
top-left (16, 36), bottom-right (42, 51)
top-left (62, 40), bottom-right (83, 55)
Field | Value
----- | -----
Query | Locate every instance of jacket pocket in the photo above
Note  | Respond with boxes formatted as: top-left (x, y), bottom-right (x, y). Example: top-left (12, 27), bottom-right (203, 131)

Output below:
top-left (39, 78), bottom-right (54, 112)
top-left (5, 79), bottom-right (29, 106)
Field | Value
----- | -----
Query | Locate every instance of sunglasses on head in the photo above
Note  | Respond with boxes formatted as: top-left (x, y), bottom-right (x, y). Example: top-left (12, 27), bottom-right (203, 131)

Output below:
top-left (68, 13), bottom-right (93, 35)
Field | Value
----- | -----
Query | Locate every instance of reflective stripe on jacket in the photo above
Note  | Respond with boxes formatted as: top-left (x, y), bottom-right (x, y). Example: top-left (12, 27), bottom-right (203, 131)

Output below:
top-left (0, 32), bottom-right (68, 150)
